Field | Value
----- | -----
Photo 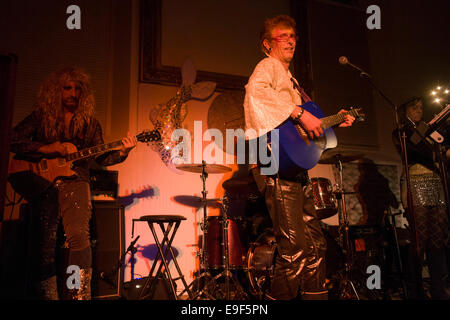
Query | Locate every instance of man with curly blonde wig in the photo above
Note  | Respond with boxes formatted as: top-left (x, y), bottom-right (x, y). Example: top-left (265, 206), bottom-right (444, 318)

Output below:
top-left (10, 67), bottom-right (136, 299)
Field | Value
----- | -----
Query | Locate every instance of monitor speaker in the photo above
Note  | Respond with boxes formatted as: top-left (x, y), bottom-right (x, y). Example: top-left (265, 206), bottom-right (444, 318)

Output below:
top-left (122, 276), bottom-right (175, 300)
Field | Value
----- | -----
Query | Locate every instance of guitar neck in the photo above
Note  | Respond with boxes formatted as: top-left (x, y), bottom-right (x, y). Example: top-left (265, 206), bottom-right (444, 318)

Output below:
top-left (321, 109), bottom-right (358, 129)
top-left (66, 140), bottom-right (124, 162)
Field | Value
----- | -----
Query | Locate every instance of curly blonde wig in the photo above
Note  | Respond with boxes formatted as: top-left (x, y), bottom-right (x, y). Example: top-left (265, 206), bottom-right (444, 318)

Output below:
top-left (35, 67), bottom-right (95, 140)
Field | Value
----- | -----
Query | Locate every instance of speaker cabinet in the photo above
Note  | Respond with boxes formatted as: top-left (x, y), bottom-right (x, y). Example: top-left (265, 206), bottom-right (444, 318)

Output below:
top-left (0, 203), bottom-right (35, 299)
top-left (91, 201), bottom-right (125, 299)
top-left (0, 53), bottom-right (17, 220)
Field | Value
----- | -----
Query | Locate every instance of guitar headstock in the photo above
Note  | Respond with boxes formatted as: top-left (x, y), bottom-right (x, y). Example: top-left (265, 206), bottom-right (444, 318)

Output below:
top-left (350, 107), bottom-right (365, 122)
top-left (137, 130), bottom-right (161, 143)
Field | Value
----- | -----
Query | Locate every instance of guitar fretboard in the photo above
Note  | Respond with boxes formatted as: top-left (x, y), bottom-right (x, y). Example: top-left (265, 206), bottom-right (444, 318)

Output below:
top-left (66, 140), bottom-right (123, 161)
top-left (321, 109), bottom-right (360, 129)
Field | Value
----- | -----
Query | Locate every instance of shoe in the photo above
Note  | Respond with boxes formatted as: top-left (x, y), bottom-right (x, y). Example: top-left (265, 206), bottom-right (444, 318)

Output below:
top-left (35, 275), bottom-right (59, 300)
top-left (67, 268), bottom-right (92, 300)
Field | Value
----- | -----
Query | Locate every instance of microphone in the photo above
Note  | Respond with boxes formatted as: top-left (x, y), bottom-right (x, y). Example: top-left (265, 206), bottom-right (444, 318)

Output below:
top-left (339, 56), bottom-right (371, 78)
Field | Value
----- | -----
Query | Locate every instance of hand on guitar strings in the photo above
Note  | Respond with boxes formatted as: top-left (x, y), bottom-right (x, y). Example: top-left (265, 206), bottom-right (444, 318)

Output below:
top-left (296, 108), bottom-right (323, 139)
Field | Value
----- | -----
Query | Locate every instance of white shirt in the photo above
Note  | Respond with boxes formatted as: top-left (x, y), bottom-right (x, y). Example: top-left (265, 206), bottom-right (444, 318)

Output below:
top-left (244, 56), bottom-right (302, 137)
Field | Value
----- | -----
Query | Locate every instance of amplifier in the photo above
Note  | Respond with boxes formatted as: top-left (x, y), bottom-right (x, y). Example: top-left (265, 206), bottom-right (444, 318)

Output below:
top-left (90, 169), bottom-right (118, 200)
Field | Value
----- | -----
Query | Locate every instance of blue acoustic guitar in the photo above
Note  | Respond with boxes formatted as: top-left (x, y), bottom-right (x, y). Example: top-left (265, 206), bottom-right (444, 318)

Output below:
top-left (270, 101), bottom-right (364, 178)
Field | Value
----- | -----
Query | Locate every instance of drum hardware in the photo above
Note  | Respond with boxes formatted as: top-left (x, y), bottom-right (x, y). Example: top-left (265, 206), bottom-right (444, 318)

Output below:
top-left (331, 154), bottom-right (360, 300)
top-left (176, 161), bottom-right (247, 300)
top-left (177, 162), bottom-right (223, 299)
top-left (384, 208), bottom-right (409, 299)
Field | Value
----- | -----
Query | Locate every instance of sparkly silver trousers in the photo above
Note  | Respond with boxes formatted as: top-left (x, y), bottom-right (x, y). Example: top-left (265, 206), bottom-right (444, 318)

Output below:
top-left (404, 172), bottom-right (449, 299)
top-left (34, 177), bottom-right (92, 300)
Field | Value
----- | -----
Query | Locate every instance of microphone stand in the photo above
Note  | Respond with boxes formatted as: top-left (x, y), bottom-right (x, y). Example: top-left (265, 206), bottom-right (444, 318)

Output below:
top-left (100, 235), bottom-right (140, 290)
top-left (349, 67), bottom-right (422, 299)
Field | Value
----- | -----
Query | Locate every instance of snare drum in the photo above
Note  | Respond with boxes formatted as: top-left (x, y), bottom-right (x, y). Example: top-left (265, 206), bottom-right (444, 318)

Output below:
top-left (305, 177), bottom-right (337, 220)
top-left (206, 216), bottom-right (245, 269)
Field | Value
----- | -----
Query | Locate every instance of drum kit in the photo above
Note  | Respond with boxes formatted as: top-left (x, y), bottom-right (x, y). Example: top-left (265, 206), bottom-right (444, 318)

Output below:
top-left (175, 161), bottom-right (248, 300)
top-left (175, 151), bottom-right (371, 300)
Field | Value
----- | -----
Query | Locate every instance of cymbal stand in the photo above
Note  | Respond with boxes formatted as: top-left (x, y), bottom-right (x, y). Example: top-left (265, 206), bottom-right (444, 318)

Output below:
top-left (334, 155), bottom-right (360, 300)
top-left (183, 161), bottom-right (217, 300)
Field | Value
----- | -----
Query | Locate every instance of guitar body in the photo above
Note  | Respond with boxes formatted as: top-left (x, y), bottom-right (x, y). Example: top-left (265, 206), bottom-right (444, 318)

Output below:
top-left (8, 143), bottom-right (78, 199)
top-left (8, 142), bottom-right (78, 183)
top-left (274, 101), bottom-right (337, 177)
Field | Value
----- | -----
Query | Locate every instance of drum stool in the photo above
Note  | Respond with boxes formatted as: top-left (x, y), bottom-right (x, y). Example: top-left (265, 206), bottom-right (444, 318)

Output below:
top-left (137, 215), bottom-right (192, 300)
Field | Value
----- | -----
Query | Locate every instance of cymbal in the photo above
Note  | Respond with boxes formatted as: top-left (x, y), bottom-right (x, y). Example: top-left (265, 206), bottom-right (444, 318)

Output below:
top-left (173, 195), bottom-right (222, 208)
top-left (319, 152), bottom-right (365, 164)
top-left (176, 163), bottom-right (232, 174)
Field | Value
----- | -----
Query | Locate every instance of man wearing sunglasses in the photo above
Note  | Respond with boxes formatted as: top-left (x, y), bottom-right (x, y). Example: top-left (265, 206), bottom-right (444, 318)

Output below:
top-left (244, 15), bottom-right (355, 300)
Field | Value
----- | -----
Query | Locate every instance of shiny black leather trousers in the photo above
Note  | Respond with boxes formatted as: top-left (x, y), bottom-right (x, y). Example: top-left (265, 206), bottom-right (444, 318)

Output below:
top-left (253, 169), bottom-right (328, 300)
top-left (33, 177), bottom-right (92, 297)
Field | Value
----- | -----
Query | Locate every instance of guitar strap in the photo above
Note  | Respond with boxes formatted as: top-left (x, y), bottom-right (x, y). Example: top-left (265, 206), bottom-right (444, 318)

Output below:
top-left (290, 78), bottom-right (312, 103)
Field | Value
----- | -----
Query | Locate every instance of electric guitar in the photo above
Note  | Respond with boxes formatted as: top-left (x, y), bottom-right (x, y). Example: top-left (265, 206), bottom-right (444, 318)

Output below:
top-left (8, 130), bottom-right (161, 196)
top-left (272, 101), bottom-right (364, 178)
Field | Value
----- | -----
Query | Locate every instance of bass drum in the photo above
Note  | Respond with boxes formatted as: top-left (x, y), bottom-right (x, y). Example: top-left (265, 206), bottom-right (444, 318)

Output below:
top-left (245, 226), bottom-right (345, 300)
top-left (245, 230), bottom-right (277, 300)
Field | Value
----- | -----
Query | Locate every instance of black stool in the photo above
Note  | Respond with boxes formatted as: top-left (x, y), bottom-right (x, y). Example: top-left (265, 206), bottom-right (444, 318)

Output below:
top-left (137, 215), bottom-right (192, 300)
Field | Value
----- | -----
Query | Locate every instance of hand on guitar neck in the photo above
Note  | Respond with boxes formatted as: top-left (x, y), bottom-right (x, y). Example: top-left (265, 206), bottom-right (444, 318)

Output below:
top-left (336, 109), bottom-right (355, 128)
top-left (292, 106), bottom-right (355, 139)
top-left (119, 132), bottom-right (137, 157)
